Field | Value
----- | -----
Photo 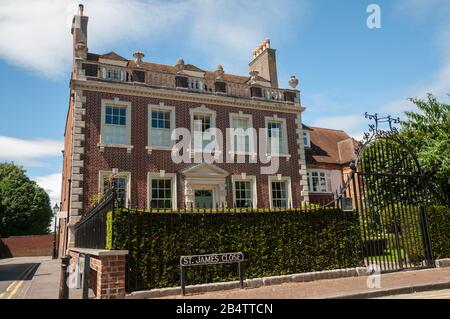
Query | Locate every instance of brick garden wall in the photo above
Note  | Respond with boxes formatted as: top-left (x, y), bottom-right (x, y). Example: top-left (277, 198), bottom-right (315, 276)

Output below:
top-left (0, 234), bottom-right (53, 258)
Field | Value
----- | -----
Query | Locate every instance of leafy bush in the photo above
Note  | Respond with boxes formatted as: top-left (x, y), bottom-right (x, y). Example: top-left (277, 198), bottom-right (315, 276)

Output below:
top-left (109, 208), bottom-right (364, 292)
top-left (427, 205), bottom-right (450, 259)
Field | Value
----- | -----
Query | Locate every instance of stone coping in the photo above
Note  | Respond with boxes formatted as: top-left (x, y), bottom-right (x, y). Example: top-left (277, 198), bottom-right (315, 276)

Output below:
top-left (70, 247), bottom-right (128, 257)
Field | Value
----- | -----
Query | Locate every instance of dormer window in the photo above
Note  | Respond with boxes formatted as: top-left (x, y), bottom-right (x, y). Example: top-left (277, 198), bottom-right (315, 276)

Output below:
top-left (132, 70), bottom-right (145, 83)
top-left (214, 81), bottom-right (227, 93)
top-left (175, 76), bottom-right (189, 88)
top-left (284, 91), bottom-right (297, 103)
top-left (82, 63), bottom-right (98, 77)
top-left (101, 67), bottom-right (129, 82)
top-left (250, 86), bottom-right (263, 98)
top-left (303, 131), bottom-right (311, 148)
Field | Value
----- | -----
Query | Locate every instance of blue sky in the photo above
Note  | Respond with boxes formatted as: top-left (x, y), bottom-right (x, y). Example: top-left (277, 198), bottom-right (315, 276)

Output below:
top-left (0, 0), bottom-right (449, 205)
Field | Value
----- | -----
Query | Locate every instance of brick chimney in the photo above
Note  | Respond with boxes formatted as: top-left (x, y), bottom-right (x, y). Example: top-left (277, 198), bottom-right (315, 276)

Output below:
top-left (71, 4), bottom-right (88, 59)
top-left (249, 38), bottom-right (278, 88)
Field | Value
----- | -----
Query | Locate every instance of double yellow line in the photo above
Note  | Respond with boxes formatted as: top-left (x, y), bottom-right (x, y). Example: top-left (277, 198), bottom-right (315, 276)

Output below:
top-left (405, 290), bottom-right (450, 299)
top-left (0, 263), bottom-right (38, 299)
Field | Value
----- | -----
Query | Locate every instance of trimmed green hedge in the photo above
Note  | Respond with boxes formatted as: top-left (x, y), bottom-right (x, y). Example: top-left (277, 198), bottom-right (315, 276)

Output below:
top-left (109, 208), bottom-right (364, 292)
top-left (427, 205), bottom-right (450, 259)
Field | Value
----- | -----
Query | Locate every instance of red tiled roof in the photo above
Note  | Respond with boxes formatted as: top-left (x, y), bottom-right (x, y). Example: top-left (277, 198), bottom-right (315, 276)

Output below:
top-left (89, 51), bottom-right (268, 84)
top-left (305, 126), bottom-right (357, 165)
top-left (99, 51), bottom-right (127, 61)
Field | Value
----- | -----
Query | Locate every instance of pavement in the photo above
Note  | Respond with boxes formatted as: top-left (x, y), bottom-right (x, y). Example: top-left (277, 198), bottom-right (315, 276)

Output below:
top-left (2, 256), bottom-right (450, 299)
top-left (161, 267), bottom-right (450, 299)
top-left (0, 256), bottom-right (93, 299)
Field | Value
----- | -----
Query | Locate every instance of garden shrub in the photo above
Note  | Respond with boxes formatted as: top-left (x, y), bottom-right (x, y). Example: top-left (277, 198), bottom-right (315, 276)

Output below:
top-left (427, 205), bottom-right (450, 259)
top-left (109, 208), bottom-right (364, 292)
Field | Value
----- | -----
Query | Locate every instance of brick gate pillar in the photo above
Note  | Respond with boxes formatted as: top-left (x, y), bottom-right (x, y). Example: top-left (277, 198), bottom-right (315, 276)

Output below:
top-left (70, 248), bottom-right (128, 299)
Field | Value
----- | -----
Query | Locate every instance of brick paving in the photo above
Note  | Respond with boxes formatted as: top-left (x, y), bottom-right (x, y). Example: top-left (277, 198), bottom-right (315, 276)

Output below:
top-left (161, 267), bottom-right (450, 299)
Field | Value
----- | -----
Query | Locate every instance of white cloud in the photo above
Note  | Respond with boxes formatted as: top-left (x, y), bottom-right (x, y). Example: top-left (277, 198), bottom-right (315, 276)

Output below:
top-left (0, 135), bottom-right (63, 166)
top-left (0, 0), bottom-right (308, 77)
top-left (35, 173), bottom-right (62, 206)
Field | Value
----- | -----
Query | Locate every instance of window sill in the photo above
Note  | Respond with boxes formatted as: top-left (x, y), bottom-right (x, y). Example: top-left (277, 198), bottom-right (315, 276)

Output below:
top-left (265, 153), bottom-right (291, 160)
top-left (146, 146), bottom-right (173, 154)
top-left (308, 192), bottom-right (332, 195)
top-left (98, 143), bottom-right (133, 153)
top-left (189, 149), bottom-right (223, 158)
top-left (228, 151), bottom-right (258, 158)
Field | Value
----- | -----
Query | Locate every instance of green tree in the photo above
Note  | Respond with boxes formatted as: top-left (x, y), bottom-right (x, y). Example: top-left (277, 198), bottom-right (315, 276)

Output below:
top-left (401, 94), bottom-right (450, 204)
top-left (0, 163), bottom-right (53, 237)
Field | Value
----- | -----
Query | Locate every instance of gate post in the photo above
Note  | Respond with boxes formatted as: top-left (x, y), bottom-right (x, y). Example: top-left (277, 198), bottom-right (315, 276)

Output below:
top-left (419, 205), bottom-right (434, 266)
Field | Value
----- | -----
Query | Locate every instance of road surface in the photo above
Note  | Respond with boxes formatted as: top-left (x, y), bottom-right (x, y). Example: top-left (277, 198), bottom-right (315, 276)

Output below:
top-left (0, 257), bottom-right (44, 299)
top-left (379, 289), bottom-right (450, 299)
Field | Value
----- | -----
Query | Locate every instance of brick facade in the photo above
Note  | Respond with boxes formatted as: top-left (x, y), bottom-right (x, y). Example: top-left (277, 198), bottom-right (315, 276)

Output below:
top-left (60, 5), bottom-right (309, 253)
top-left (80, 90), bottom-right (304, 211)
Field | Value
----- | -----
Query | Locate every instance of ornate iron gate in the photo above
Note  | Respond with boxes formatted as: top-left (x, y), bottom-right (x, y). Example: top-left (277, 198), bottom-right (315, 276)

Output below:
top-left (336, 114), bottom-right (434, 273)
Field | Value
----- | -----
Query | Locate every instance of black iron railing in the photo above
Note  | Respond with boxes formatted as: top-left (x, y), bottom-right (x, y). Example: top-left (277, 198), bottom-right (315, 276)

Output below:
top-left (74, 189), bottom-right (116, 249)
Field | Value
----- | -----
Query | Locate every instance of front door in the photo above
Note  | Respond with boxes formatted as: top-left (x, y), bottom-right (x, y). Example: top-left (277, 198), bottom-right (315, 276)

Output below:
top-left (195, 190), bottom-right (213, 208)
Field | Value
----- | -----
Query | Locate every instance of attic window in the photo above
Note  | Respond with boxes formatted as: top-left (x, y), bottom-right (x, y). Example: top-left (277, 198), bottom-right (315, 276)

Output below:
top-left (132, 70), bottom-right (145, 83)
top-left (82, 63), bottom-right (98, 77)
top-left (214, 81), bottom-right (227, 93)
top-left (175, 76), bottom-right (189, 88)
top-left (284, 91), bottom-right (297, 103)
top-left (303, 132), bottom-right (311, 148)
top-left (101, 68), bottom-right (129, 82)
top-left (250, 86), bottom-right (263, 98)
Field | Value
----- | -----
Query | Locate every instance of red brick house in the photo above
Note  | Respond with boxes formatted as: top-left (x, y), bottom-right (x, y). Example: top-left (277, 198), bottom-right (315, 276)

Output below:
top-left (60, 5), bottom-right (313, 250)
top-left (302, 125), bottom-right (357, 204)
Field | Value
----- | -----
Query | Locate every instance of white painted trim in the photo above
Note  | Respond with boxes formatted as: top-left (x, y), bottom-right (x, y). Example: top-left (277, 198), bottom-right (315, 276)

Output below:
top-left (98, 59), bottom-right (128, 67)
top-left (268, 175), bottom-right (293, 209)
top-left (98, 170), bottom-right (131, 207)
top-left (147, 172), bottom-right (177, 210)
top-left (264, 115), bottom-right (289, 155)
top-left (189, 105), bottom-right (217, 152)
top-left (228, 111), bottom-right (256, 155)
top-left (147, 102), bottom-right (176, 150)
top-left (100, 98), bottom-right (132, 147)
top-left (73, 79), bottom-right (305, 115)
top-left (303, 131), bottom-right (311, 148)
top-left (231, 175), bottom-right (257, 208)
top-left (306, 169), bottom-right (333, 194)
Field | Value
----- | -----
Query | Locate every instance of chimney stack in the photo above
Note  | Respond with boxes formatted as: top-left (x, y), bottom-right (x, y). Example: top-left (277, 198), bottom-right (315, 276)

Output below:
top-left (249, 38), bottom-right (278, 88)
top-left (71, 4), bottom-right (89, 59)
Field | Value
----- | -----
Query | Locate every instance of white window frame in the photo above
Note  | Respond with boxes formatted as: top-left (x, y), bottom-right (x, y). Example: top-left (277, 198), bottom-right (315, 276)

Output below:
top-left (231, 174), bottom-right (257, 208)
top-left (268, 175), bottom-right (293, 209)
top-left (189, 105), bottom-right (217, 153)
top-left (98, 170), bottom-right (131, 207)
top-left (303, 131), bottom-right (311, 148)
top-left (147, 102), bottom-right (176, 153)
top-left (264, 115), bottom-right (289, 157)
top-left (99, 99), bottom-right (133, 152)
top-left (147, 172), bottom-right (177, 210)
top-left (101, 67), bottom-right (127, 82)
top-left (307, 169), bottom-right (332, 193)
top-left (228, 112), bottom-right (256, 156)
